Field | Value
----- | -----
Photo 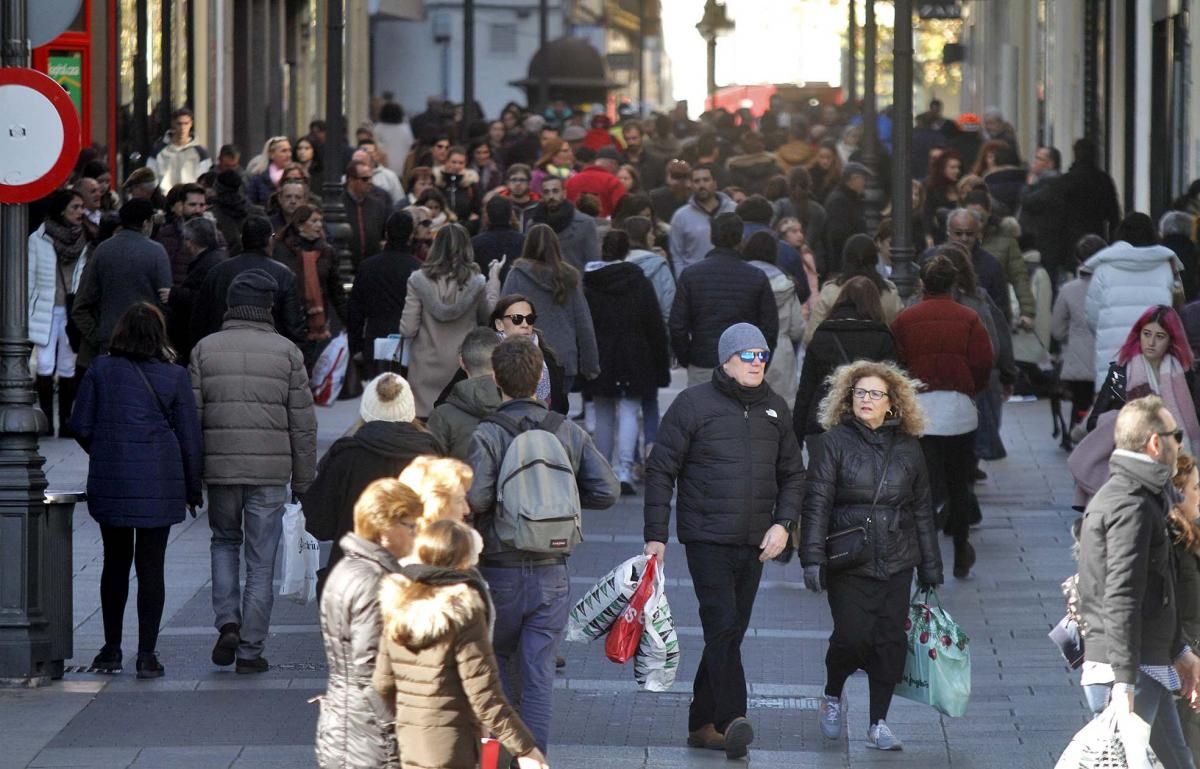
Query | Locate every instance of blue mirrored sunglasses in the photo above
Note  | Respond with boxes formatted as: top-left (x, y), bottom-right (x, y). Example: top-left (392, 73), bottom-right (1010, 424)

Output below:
top-left (737, 350), bottom-right (770, 363)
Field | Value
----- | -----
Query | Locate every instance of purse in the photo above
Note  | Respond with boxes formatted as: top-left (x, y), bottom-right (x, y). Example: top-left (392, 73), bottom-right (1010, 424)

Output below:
top-left (129, 359), bottom-right (176, 430)
top-left (824, 434), bottom-right (895, 572)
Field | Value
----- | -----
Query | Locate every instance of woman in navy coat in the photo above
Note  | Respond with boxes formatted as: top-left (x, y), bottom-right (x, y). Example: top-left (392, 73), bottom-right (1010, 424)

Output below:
top-left (70, 302), bottom-right (202, 678)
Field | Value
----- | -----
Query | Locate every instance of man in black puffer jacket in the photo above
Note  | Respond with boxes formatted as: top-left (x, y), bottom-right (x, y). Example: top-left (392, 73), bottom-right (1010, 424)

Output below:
top-left (644, 323), bottom-right (805, 760)
top-left (1077, 395), bottom-right (1200, 766)
top-left (669, 212), bottom-right (778, 386)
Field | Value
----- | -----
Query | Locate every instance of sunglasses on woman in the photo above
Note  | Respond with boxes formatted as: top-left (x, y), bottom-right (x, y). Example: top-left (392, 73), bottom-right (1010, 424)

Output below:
top-left (504, 313), bottom-right (537, 326)
top-left (737, 350), bottom-right (770, 363)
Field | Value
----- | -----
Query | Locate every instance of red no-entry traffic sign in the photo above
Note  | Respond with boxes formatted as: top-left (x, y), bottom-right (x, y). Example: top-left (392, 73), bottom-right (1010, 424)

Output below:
top-left (0, 67), bottom-right (81, 204)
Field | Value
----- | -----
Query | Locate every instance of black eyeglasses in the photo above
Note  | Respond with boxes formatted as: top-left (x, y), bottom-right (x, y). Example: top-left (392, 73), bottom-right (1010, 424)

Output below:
top-left (504, 313), bottom-right (537, 326)
top-left (508, 176), bottom-right (530, 183)
top-left (1159, 428), bottom-right (1185, 444)
top-left (737, 350), bottom-right (770, 363)
top-left (850, 387), bottom-right (890, 401)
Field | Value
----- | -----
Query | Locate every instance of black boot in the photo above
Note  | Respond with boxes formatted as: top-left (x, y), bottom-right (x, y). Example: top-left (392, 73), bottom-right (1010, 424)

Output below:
top-left (34, 375), bottom-right (54, 436)
top-left (953, 538), bottom-right (976, 580)
top-left (57, 375), bottom-right (78, 439)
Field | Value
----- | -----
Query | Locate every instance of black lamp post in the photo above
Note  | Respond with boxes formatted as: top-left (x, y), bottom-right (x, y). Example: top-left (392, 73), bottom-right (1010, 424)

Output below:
top-left (696, 0), bottom-right (734, 109)
top-left (322, 0), bottom-right (352, 285)
top-left (847, 0), bottom-right (858, 106)
top-left (890, 0), bottom-right (917, 299)
top-left (0, 0), bottom-right (52, 685)
top-left (861, 0), bottom-right (883, 231)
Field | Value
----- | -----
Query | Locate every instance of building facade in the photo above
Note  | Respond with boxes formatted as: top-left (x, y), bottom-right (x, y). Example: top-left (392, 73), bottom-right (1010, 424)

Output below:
top-left (959, 0), bottom-right (1198, 220)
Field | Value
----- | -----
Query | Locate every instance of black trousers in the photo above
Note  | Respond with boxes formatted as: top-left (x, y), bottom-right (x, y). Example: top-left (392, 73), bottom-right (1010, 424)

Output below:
top-left (919, 432), bottom-right (976, 543)
top-left (825, 569), bottom-right (913, 724)
top-left (684, 542), bottom-right (764, 733)
top-left (1066, 380), bottom-right (1095, 427)
top-left (99, 523), bottom-right (171, 653)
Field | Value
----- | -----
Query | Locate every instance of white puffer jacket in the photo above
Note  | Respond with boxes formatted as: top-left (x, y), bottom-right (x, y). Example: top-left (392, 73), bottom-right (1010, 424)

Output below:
top-left (27, 223), bottom-right (86, 348)
top-left (1085, 241), bottom-right (1181, 389)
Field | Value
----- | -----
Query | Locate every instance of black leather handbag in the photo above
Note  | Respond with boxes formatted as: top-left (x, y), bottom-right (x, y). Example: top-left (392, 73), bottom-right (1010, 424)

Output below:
top-left (824, 435), bottom-right (895, 572)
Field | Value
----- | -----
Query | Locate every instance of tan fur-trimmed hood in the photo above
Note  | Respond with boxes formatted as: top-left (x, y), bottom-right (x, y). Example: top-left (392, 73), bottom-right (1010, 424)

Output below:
top-left (380, 573), bottom-right (487, 651)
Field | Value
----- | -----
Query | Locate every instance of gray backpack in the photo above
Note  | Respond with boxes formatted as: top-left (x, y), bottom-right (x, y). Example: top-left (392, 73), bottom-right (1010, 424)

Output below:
top-left (484, 411), bottom-right (583, 555)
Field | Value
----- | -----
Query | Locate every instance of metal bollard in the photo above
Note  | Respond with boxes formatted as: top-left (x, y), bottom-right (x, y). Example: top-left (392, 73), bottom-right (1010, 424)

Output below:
top-left (42, 491), bottom-right (86, 680)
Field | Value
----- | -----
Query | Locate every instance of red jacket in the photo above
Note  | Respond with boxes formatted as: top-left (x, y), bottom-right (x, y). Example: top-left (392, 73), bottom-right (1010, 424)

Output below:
top-left (891, 295), bottom-right (993, 396)
top-left (565, 165), bottom-right (627, 218)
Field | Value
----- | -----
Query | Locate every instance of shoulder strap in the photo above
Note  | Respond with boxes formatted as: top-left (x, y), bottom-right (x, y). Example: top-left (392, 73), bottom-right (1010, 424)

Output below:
top-left (128, 359), bottom-right (175, 428)
top-left (831, 333), bottom-right (851, 365)
top-left (539, 411), bottom-right (565, 433)
top-left (869, 434), bottom-right (898, 513)
top-left (482, 412), bottom-right (524, 438)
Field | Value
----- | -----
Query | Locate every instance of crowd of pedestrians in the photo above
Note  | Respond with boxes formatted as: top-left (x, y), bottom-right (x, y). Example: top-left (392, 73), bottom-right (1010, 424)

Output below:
top-left (31, 91), bottom-right (1200, 767)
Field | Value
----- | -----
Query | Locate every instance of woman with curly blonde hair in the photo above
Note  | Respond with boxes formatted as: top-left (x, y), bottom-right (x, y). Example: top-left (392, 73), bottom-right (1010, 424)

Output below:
top-left (800, 360), bottom-right (942, 751)
top-left (398, 455), bottom-right (473, 526)
top-left (1169, 453), bottom-right (1200, 764)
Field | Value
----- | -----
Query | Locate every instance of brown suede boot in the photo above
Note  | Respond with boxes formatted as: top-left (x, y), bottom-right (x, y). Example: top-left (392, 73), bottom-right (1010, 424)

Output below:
top-left (686, 724), bottom-right (725, 751)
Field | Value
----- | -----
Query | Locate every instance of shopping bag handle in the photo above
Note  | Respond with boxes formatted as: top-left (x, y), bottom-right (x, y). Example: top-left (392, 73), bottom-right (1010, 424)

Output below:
top-left (910, 584), bottom-right (943, 609)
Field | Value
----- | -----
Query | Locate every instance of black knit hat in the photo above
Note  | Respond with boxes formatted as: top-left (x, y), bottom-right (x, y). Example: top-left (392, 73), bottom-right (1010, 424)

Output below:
top-left (226, 268), bottom-right (277, 309)
top-left (216, 169), bottom-right (244, 192)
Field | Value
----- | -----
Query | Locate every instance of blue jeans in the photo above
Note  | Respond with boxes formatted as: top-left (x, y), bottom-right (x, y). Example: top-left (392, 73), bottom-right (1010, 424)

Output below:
top-left (641, 394), bottom-right (659, 446)
top-left (480, 562), bottom-right (570, 753)
top-left (593, 396), bottom-right (640, 483)
top-left (1083, 675), bottom-right (1196, 769)
top-left (208, 484), bottom-right (288, 660)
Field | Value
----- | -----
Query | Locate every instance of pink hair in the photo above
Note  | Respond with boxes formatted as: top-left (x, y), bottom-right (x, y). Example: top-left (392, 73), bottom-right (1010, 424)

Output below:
top-left (1116, 305), bottom-right (1194, 368)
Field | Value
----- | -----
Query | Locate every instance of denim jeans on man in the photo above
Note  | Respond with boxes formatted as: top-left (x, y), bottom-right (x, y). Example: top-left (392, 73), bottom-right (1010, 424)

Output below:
top-left (684, 542), bottom-right (764, 733)
top-left (208, 484), bottom-right (288, 660)
top-left (1083, 675), bottom-right (1196, 769)
top-left (593, 396), bottom-right (640, 483)
top-left (480, 562), bottom-right (570, 752)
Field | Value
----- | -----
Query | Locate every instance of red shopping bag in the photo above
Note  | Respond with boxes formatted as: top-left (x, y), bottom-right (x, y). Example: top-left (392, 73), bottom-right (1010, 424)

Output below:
top-left (604, 555), bottom-right (657, 664)
top-left (480, 737), bottom-right (501, 769)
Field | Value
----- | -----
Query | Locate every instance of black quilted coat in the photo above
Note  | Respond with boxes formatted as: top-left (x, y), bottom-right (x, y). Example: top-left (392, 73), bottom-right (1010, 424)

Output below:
top-left (800, 416), bottom-right (943, 584)
top-left (644, 366), bottom-right (806, 546)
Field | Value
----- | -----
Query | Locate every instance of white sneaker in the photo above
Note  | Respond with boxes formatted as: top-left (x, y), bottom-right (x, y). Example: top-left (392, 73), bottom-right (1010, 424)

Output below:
top-left (818, 694), bottom-right (844, 739)
top-left (867, 720), bottom-right (903, 750)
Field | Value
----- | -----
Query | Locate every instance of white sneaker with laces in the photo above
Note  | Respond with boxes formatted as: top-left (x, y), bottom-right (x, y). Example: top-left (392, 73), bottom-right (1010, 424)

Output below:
top-left (867, 720), bottom-right (903, 750)
top-left (818, 694), bottom-right (844, 739)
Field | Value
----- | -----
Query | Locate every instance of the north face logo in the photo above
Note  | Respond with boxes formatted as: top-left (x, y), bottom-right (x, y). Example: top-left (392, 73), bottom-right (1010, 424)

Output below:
top-left (766, 408), bottom-right (778, 419)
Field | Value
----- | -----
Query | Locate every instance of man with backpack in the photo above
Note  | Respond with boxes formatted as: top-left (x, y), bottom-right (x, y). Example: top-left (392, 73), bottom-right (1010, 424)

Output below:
top-left (467, 337), bottom-right (619, 752)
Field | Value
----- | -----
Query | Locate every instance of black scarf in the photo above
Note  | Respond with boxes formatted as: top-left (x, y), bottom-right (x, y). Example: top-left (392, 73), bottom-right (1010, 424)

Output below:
top-left (399, 563), bottom-right (493, 622)
top-left (540, 200), bottom-right (576, 234)
top-left (712, 365), bottom-right (770, 408)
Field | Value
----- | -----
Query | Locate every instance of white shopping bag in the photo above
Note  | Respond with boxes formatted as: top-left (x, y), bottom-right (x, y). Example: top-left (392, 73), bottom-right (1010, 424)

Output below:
top-left (634, 561), bottom-right (679, 691)
top-left (280, 502), bottom-right (319, 605)
top-left (373, 334), bottom-right (412, 367)
top-left (1054, 703), bottom-right (1159, 769)
top-left (566, 554), bottom-right (647, 642)
top-left (310, 332), bottom-right (349, 406)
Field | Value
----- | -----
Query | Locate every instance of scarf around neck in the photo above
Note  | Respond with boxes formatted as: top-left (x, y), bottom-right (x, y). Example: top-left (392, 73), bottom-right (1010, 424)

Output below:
top-left (44, 219), bottom-right (87, 264)
top-left (1129, 353), bottom-right (1200, 454)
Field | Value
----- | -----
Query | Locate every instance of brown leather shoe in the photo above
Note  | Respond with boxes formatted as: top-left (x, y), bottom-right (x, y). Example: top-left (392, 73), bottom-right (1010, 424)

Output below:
top-left (686, 724), bottom-right (725, 750)
top-left (723, 716), bottom-right (755, 759)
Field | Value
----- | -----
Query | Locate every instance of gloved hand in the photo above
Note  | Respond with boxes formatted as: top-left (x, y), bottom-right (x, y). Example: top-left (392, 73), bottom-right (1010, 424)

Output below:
top-left (917, 572), bottom-right (942, 592)
top-left (804, 565), bottom-right (824, 593)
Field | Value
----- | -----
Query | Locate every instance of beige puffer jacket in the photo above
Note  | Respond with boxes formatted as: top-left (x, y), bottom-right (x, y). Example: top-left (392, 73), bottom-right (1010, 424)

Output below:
top-left (188, 311), bottom-right (317, 491)
top-left (373, 569), bottom-right (537, 769)
top-left (316, 533), bottom-right (401, 769)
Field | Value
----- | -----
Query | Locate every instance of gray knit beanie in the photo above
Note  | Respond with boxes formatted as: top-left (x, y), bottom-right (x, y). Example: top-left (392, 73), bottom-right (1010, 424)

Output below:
top-left (718, 323), bottom-right (769, 364)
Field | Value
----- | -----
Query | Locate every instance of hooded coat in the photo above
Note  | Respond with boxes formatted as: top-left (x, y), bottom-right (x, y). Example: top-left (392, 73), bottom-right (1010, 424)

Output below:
top-left (374, 568), bottom-right (538, 769)
top-left (499, 260), bottom-right (600, 380)
top-left (316, 533), bottom-right (402, 769)
top-left (399, 270), bottom-right (491, 418)
top-left (1051, 270), bottom-right (1095, 383)
top-left (627, 249), bottom-right (675, 328)
top-left (426, 376), bottom-right (502, 460)
top-left (1011, 250), bottom-right (1054, 366)
top-left (1084, 241), bottom-right (1181, 388)
top-left (302, 420), bottom-right (440, 570)
top-left (582, 260), bottom-right (670, 399)
top-left (726, 151), bottom-right (784, 195)
top-left (749, 261), bottom-right (806, 406)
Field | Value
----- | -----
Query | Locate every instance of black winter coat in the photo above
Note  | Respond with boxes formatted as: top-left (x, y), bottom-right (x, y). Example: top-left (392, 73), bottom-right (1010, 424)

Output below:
top-left (823, 183), bottom-right (866, 278)
top-left (1061, 160), bottom-right (1122, 247)
top-left (346, 246), bottom-right (422, 357)
top-left (644, 366), bottom-right (806, 546)
top-left (668, 247), bottom-right (778, 369)
top-left (344, 191), bottom-right (390, 268)
top-left (471, 227), bottom-right (523, 285)
top-left (1078, 452), bottom-right (1182, 682)
top-left (168, 246), bottom-right (227, 364)
top-left (793, 308), bottom-right (897, 437)
top-left (302, 420), bottom-right (440, 572)
top-left (583, 261), bottom-right (670, 399)
top-left (800, 417), bottom-right (942, 584)
top-left (190, 250), bottom-right (307, 347)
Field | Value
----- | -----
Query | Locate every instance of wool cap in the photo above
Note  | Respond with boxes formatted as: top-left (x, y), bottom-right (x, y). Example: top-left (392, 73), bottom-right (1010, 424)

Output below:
top-left (226, 268), bottom-right (277, 309)
top-left (360, 372), bottom-right (416, 424)
top-left (122, 166), bottom-right (157, 189)
top-left (718, 323), bottom-right (769, 364)
top-left (596, 146), bottom-right (622, 162)
top-left (842, 161), bottom-right (874, 180)
top-left (562, 125), bottom-right (587, 142)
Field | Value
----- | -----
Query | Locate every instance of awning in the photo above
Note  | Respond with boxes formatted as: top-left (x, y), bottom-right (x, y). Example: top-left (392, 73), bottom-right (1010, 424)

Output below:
top-left (369, 0), bottom-right (424, 21)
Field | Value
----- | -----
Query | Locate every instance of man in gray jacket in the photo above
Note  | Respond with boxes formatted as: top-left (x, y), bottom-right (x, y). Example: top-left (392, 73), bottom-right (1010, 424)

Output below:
top-left (189, 269), bottom-right (317, 674)
top-left (1077, 395), bottom-right (1200, 769)
top-left (532, 176), bottom-right (599, 271)
top-left (668, 165), bottom-right (736, 278)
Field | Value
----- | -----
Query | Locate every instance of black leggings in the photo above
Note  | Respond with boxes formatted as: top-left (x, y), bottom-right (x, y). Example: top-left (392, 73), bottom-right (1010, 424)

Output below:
top-left (1066, 381), bottom-right (1095, 426)
top-left (99, 523), bottom-right (170, 653)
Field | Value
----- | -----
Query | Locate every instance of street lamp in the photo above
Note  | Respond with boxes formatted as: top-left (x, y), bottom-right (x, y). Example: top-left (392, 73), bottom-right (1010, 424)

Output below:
top-left (323, 0), bottom-right (352, 286)
top-left (890, 0), bottom-right (917, 299)
top-left (861, 0), bottom-right (883, 231)
top-left (696, 0), bottom-right (734, 110)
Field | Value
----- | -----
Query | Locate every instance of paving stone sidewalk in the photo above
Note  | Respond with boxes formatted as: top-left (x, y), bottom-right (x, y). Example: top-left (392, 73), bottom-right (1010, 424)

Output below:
top-left (0, 380), bottom-right (1090, 769)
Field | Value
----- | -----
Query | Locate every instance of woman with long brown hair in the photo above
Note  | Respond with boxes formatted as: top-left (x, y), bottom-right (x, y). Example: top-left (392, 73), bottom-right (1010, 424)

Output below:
top-left (922, 149), bottom-right (963, 245)
top-left (531, 137), bottom-right (576, 194)
top-left (271, 204), bottom-right (346, 368)
top-left (807, 139), bottom-right (843, 206)
top-left (500, 223), bottom-right (599, 392)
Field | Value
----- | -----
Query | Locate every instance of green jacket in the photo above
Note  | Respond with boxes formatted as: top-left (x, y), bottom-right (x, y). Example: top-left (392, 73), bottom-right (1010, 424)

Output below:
top-left (982, 221), bottom-right (1035, 317)
top-left (426, 375), bottom-right (501, 460)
